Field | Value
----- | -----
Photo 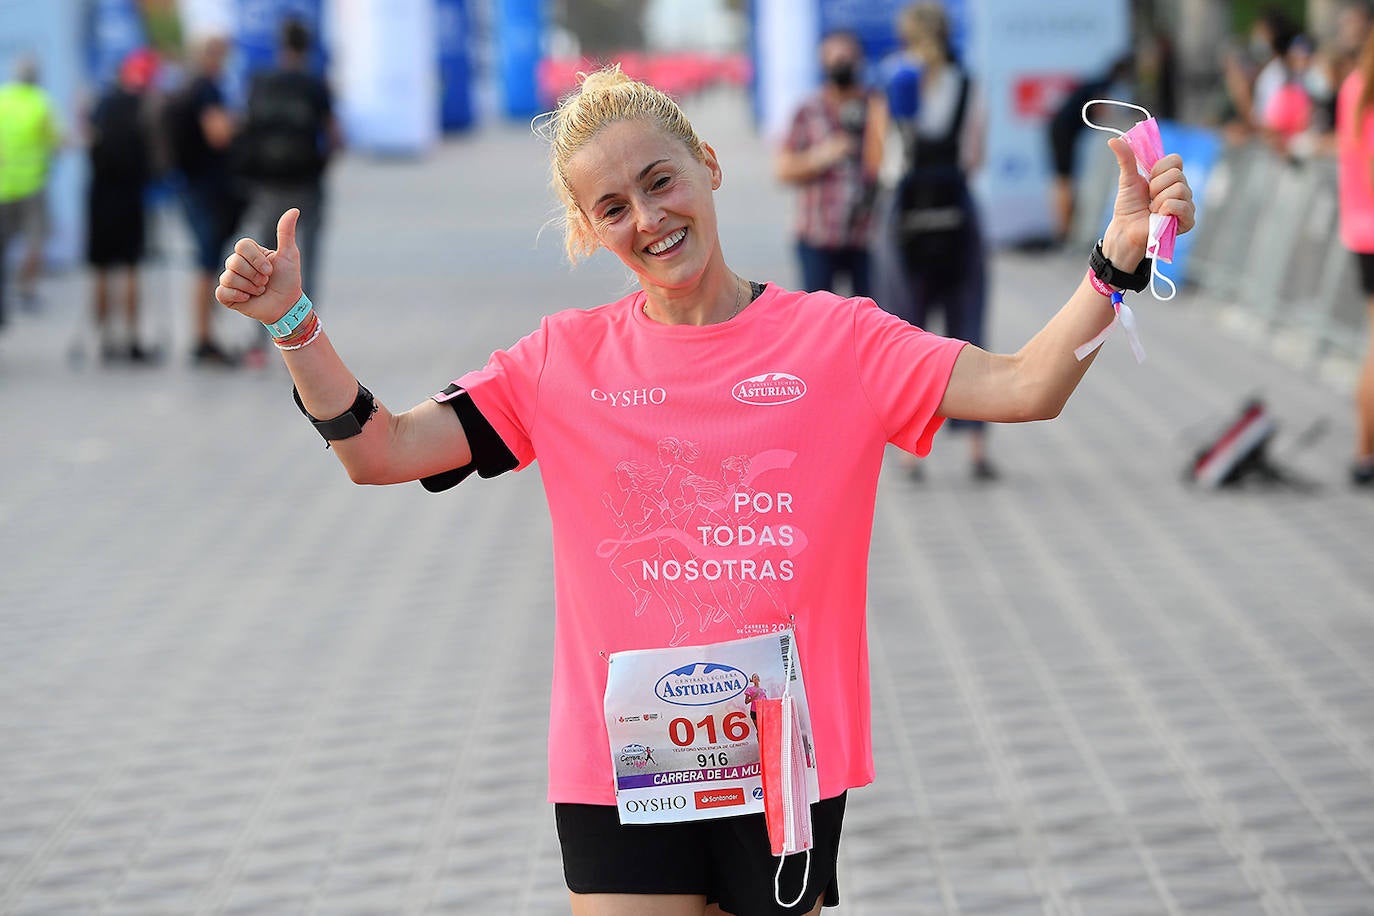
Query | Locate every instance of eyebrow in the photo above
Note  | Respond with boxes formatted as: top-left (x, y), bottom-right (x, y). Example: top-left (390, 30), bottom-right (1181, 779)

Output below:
top-left (593, 158), bottom-right (672, 209)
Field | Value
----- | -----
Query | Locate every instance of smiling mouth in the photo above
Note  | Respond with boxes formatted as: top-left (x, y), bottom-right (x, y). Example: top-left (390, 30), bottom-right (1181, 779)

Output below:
top-left (646, 228), bottom-right (687, 256)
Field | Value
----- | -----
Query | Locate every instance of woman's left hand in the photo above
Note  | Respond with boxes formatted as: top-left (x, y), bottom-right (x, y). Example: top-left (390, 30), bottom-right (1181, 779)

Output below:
top-left (1100, 137), bottom-right (1196, 271)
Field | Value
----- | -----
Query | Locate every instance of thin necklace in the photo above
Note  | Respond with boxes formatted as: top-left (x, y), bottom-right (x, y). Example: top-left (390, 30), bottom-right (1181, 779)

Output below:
top-left (643, 275), bottom-right (746, 323)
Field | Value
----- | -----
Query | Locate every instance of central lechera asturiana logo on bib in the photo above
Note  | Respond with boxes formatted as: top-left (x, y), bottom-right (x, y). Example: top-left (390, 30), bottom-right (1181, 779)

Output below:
top-left (654, 662), bottom-right (749, 707)
top-left (731, 372), bottom-right (806, 406)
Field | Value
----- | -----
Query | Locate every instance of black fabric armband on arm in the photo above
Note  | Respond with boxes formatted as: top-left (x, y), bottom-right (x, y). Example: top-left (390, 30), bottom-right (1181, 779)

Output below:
top-left (420, 385), bottom-right (518, 492)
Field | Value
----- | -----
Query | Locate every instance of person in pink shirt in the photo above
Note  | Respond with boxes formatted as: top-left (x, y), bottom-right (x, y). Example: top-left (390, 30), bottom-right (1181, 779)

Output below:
top-left (1338, 31), bottom-right (1374, 487)
top-left (214, 66), bottom-right (1195, 916)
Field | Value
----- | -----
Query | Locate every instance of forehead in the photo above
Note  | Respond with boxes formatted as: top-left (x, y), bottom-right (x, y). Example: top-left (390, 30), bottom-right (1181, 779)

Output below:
top-left (565, 119), bottom-right (694, 196)
top-left (821, 34), bottom-right (861, 56)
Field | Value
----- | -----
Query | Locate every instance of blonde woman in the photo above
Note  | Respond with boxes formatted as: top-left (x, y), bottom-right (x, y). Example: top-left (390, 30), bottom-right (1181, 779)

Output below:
top-left (216, 66), bottom-right (1194, 915)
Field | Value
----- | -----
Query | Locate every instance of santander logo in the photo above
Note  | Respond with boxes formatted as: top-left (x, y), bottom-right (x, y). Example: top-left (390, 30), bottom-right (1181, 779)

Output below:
top-left (731, 372), bottom-right (807, 406)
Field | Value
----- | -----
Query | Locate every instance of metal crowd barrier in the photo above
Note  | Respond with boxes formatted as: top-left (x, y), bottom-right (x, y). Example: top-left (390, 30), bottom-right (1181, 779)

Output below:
top-left (1072, 138), bottom-right (1366, 365)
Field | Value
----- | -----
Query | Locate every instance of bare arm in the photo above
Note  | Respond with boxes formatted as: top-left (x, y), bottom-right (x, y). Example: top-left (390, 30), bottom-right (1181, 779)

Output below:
top-left (862, 93), bottom-right (888, 180)
top-left (939, 138), bottom-right (1196, 423)
top-left (775, 133), bottom-right (855, 184)
top-left (215, 210), bottom-right (473, 485)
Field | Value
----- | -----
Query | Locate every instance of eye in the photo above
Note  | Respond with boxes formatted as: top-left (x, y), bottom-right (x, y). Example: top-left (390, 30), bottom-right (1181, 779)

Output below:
top-left (601, 204), bottom-right (625, 221)
top-left (651, 175), bottom-right (671, 190)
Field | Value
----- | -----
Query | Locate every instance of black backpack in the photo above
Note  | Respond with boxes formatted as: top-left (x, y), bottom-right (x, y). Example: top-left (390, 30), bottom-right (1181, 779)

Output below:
top-left (234, 70), bottom-right (325, 182)
top-left (90, 89), bottom-right (149, 183)
top-left (893, 72), bottom-right (971, 286)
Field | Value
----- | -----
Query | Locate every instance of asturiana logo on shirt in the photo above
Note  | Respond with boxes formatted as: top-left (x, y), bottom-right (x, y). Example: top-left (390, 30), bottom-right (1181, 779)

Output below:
top-left (654, 663), bottom-right (748, 707)
top-left (731, 372), bottom-right (806, 406)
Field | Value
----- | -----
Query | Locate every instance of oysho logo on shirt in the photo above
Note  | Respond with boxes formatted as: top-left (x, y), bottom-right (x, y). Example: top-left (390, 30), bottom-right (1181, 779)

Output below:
top-left (731, 372), bottom-right (806, 406)
top-left (590, 387), bottom-right (667, 407)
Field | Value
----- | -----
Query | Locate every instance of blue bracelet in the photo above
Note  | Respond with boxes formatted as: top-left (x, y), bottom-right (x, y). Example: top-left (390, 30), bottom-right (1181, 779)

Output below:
top-left (262, 293), bottom-right (313, 339)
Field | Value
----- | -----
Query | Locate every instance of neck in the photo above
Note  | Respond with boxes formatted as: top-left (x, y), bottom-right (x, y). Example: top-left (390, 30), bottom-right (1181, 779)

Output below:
top-left (641, 264), bottom-right (745, 327)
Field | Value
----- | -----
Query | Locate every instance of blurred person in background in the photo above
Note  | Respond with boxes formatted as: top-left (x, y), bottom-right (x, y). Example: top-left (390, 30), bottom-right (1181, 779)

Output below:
top-left (1261, 33), bottom-right (1317, 156)
top-left (1221, 7), bottom-right (1302, 143)
top-left (1336, 29), bottom-right (1374, 487)
top-left (168, 35), bottom-right (241, 366)
top-left (86, 49), bottom-right (160, 364)
top-left (1307, 1), bottom-right (1373, 145)
top-left (775, 30), bottom-right (879, 298)
top-left (0, 55), bottom-right (63, 325)
top-left (212, 63), bottom-right (1194, 915)
top-left (234, 17), bottom-right (341, 367)
top-left (870, 1), bottom-right (996, 481)
top-left (1046, 55), bottom-right (1135, 244)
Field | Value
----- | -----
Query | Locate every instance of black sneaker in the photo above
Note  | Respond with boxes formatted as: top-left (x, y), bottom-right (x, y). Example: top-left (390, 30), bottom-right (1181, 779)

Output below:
top-left (972, 459), bottom-right (1000, 482)
top-left (127, 342), bottom-right (160, 365)
top-left (192, 340), bottom-right (238, 367)
top-left (1353, 460), bottom-right (1374, 488)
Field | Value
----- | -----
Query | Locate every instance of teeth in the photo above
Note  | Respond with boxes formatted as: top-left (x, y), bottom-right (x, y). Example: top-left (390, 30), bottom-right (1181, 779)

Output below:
top-left (648, 229), bottom-right (686, 255)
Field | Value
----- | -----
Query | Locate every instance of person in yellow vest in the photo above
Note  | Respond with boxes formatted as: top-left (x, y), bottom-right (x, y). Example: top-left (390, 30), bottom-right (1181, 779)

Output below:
top-left (0, 56), bottom-right (63, 325)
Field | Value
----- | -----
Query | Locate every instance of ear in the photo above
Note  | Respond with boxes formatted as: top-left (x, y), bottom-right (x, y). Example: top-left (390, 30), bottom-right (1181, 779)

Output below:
top-left (701, 141), bottom-right (723, 190)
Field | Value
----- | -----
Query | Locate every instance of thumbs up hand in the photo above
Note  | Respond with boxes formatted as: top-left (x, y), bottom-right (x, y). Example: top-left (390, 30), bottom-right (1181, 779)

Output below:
top-left (215, 208), bottom-right (305, 324)
top-left (1101, 138), bottom-right (1195, 272)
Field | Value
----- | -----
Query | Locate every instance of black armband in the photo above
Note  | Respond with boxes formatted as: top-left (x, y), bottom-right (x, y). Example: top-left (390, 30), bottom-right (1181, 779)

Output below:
top-left (420, 385), bottom-right (518, 492)
top-left (294, 382), bottom-right (377, 444)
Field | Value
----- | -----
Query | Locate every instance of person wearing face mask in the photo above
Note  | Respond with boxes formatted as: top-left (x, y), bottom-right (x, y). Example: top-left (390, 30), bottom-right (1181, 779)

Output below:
top-left (775, 31), bottom-right (880, 299)
top-left (870, 1), bottom-right (997, 481)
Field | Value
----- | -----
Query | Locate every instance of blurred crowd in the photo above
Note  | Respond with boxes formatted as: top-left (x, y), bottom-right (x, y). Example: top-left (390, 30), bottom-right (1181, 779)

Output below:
top-left (1218, 1), bottom-right (1372, 160)
top-left (0, 18), bottom-right (338, 369)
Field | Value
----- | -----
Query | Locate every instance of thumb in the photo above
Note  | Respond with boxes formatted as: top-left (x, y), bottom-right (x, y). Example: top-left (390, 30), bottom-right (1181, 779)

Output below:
top-left (1108, 136), bottom-right (1139, 188)
top-left (275, 208), bottom-right (300, 254)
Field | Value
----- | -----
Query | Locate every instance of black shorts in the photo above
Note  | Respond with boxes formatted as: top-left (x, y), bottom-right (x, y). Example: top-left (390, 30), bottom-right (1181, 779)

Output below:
top-left (1357, 251), bottom-right (1374, 296)
top-left (556, 792), bottom-right (847, 914)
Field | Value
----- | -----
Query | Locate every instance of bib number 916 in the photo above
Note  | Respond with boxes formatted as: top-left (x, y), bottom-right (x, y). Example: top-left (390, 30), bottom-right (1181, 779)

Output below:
top-left (667, 711), bottom-right (751, 747)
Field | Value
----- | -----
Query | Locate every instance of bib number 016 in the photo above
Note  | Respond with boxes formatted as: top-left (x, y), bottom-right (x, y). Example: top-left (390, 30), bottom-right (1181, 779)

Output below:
top-left (667, 711), bottom-right (751, 747)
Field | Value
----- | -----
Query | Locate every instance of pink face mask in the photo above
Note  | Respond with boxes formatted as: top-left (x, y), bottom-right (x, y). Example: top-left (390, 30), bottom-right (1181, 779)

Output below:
top-left (1082, 100), bottom-right (1178, 302)
top-left (755, 643), bottom-right (814, 908)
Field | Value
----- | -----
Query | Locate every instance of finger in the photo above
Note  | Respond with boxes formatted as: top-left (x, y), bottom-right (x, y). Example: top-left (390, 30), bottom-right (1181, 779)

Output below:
top-left (233, 236), bottom-right (272, 274)
top-left (1107, 136), bottom-right (1140, 187)
top-left (276, 208), bottom-right (301, 254)
top-left (1148, 167), bottom-right (1191, 201)
top-left (225, 251), bottom-right (270, 286)
top-left (1158, 197), bottom-right (1196, 233)
top-left (215, 284), bottom-right (249, 306)
top-left (1150, 153), bottom-right (1184, 179)
top-left (219, 267), bottom-right (267, 297)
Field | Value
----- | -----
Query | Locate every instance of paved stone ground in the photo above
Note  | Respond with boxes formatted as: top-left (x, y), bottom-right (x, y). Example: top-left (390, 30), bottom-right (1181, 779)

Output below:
top-left (2, 90), bottom-right (1373, 915)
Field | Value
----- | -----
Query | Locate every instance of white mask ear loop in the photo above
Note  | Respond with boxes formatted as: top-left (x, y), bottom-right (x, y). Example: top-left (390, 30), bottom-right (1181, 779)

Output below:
top-left (1081, 98), bottom-right (1152, 137)
top-left (1149, 258), bottom-right (1177, 301)
top-left (775, 848), bottom-right (812, 909)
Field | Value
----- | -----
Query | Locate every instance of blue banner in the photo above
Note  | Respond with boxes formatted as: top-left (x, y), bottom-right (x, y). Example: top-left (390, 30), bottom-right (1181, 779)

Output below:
top-left (235, 0), bottom-right (325, 77)
top-left (437, 0), bottom-right (474, 131)
top-left (86, 0), bottom-right (147, 88)
top-left (817, 0), bottom-right (968, 66)
top-left (497, 0), bottom-right (542, 118)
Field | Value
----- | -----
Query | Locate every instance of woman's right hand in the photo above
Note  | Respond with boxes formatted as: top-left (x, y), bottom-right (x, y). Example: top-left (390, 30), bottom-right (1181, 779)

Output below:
top-left (215, 208), bottom-right (304, 324)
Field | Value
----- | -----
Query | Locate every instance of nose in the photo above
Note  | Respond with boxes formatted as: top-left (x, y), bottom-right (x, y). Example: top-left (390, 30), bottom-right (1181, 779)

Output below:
top-left (632, 193), bottom-right (665, 234)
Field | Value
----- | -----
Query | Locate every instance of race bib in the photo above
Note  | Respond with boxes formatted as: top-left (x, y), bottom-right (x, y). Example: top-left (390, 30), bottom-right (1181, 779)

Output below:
top-left (604, 630), bottom-right (819, 824)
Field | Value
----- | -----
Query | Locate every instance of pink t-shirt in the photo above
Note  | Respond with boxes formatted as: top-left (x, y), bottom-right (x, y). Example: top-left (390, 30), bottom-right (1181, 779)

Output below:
top-left (448, 283), bottom-right (967, 804)
top-left (1338, 73), bottom-right (1374, 253)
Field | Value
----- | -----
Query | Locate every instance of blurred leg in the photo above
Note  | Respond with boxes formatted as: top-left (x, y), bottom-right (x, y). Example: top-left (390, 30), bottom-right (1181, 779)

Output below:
top-left (1356, 297), bottom-right (1374, 463)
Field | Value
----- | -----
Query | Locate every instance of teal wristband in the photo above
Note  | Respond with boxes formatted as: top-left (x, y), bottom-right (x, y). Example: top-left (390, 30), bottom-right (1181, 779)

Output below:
top-left (262, 293), bottom-right (313, 339)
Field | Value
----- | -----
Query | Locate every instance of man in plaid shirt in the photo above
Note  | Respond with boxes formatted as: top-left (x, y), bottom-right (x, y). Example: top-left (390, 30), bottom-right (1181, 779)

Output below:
top-left (775, 31), bottom-right (880, 298)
